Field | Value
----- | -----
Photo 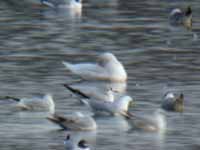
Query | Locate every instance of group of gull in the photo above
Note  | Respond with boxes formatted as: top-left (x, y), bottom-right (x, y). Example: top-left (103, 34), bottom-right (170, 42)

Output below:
top-left (2, 52), bottom-right (184, 150)
top-left (39, 0), bottom-right (192, 30)
top-left (2, 2), bottom-right (193, 149)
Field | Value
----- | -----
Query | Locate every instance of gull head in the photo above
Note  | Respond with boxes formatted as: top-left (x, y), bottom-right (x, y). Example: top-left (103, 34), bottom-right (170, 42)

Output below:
top-left (97, 52), bottom-right (127, 82)
top-left (117, 96), bottom-right (133, 112)
top-left (123, 95), bottom-right (133, 105)
top-left (170, 8), bottom-right (182, 16)
top-left (106, 88), bottom-right (115, 102)
top-left (44, 93), bottom-right (53, 100)
top-left (164, 92), bottom-right (175, 99)
top-left (98, 53), bottom-right (117, 66)
top-left (44, 93), bottom-right (55, 114)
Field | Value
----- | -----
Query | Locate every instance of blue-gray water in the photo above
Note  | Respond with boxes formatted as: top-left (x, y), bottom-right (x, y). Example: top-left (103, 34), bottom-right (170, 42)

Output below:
top-left (0, 0), bottom-right (200, 149)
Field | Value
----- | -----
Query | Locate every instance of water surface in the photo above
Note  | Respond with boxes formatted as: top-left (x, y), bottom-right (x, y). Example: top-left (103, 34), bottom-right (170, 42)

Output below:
top-left (0, 0), bottom-right (200, 149)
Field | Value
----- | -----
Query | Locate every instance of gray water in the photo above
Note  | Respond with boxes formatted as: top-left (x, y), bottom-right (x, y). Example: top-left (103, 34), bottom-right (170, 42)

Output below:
top-left (0, 0), bottom-right (200, 149)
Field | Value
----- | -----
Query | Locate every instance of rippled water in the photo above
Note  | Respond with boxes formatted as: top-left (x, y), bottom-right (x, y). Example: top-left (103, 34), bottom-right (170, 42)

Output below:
top-left (1, 0), bottom-right (200, 149)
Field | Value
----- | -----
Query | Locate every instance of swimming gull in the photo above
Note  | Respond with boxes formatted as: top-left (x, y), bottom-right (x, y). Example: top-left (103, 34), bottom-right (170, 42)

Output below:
top-left (47, 112), bottom-right (97, 131)
top-left (169, 6), bottom-right (192, 29)
top-left (41, 0), bottom-right (82, 9)
top-left (80, 95), bottom-right (133, 117)
top-left (161, 92), bottom-right (184, 112)
top-left (2, 94), bottom-right (55, 114)
top-left (62, 52), bottom-right (127, 82)
top-left (127, 109), bottom-right (166, 132)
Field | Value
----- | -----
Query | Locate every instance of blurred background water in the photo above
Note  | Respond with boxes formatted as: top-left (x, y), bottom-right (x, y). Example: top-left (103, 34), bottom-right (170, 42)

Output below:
top-left (0, 0), bottom-right (200, 149)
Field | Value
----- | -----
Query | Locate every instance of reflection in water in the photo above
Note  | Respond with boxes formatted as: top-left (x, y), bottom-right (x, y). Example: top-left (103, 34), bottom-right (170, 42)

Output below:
top-left (95, 115), bottom-right (130, 132)
top-left (192, 32), bottom-right (198, 41)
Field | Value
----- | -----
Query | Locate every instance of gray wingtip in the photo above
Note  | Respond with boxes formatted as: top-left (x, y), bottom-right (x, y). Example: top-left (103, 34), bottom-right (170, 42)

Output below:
top-left (0, 96), bottom-right (21, 102)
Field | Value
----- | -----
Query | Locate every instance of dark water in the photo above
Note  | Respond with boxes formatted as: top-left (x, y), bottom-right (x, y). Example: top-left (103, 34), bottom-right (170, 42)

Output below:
top-left (0, 0), bottom-right (200, 149)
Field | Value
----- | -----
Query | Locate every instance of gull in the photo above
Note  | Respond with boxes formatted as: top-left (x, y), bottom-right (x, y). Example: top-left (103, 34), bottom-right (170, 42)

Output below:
top-left (80, 95), bottom-right (133, 117)
top-left (169, 6), bottom-right (192, 29)
top-left (2, 94), bottom-right (55, 114)
top-left (40, 0), bottom-right (82, 8)
top-left (47, 112), bottom-right (97, 131)
top-left (64, 83), bottom-right (133, 116)
top-left (161, 92), bottom-right (184, 112)
top-left (64, 134), bottom-right (90, 150)
top-left (40, 0), bottom-right (82, 16)
top-left (127, 109), bottom-right (166, 132)
top-left (62, 52), bottom-right (127, 82)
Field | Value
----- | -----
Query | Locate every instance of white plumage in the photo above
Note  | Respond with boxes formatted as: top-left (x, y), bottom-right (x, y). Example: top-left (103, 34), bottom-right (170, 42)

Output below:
top-left (63, 52), bottom-right (127, 82)
top-left (5, 94), bottom-right (55, 114)
top-left (80, 95), bottom-right (133, 117)
top-left (47, 112), bottom-right (97, 131)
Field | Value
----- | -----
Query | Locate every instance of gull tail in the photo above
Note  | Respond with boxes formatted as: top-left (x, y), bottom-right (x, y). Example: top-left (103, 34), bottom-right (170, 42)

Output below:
top-left (0, 96), bottom-right (21, 102)
top-left (64, 84), bottom-right (90, 99)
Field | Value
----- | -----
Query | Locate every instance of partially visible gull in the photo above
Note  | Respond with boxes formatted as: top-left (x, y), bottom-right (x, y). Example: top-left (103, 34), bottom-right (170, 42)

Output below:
top-left (64, 83), bottom-right (115, 102)
top-left (64, 134), bottom-right (90, 150)
top-left (127, 109), bottom-right (166, 132)
top-left (40, 0), bottom-right (82, 16)
top-left (169, 6), bottom-right (192, 29)
top-left (2, 94), bottom-right (55, 114)
top-left (80, 95), bottom-right (133, 117)
top-left (41, 0), bottom-right (82, 9)
top-left (47, 112), bottom-right (97, 131)
top-left (161, 92), bottom-right (184, 112)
